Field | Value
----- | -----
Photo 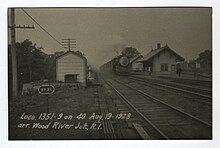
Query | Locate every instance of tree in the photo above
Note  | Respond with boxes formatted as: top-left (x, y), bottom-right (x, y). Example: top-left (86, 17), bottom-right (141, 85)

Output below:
top-left (121, 47), bottom-right (140, 58)
top-left (14, 39), bottom-right (47, 90)
top-left (44, 54), bottom-right (56, 80)
top-left (196, 50), bottom-right (212, 70)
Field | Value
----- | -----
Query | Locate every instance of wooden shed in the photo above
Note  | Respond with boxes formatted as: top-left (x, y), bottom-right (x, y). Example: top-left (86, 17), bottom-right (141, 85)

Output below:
top-left (56, 51), bottom-right (87, 86)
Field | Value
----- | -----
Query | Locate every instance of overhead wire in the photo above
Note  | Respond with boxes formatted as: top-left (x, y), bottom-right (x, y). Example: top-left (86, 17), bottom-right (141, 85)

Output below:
top-left (21, 8), bottom-right (63, 47)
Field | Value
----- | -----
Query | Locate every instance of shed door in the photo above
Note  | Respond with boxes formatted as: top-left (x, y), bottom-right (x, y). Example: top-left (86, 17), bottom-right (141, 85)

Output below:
top-left (65, 74), bottom-right (78, 83)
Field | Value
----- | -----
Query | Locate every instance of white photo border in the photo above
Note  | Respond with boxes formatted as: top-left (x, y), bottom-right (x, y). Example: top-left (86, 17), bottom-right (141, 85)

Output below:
top-left (1, 0), bottom-right (219, 148)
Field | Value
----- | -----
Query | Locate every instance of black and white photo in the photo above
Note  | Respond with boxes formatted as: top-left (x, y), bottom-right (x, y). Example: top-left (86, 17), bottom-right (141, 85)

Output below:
top-left (8, 7), bottom-right (212, 140)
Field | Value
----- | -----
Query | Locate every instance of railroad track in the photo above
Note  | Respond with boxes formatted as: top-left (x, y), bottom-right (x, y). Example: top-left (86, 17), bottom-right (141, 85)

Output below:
top-left (132, 73), bottom-right (212, 88)
top-left (127, 76), bottom-right (212, 106)
top-left (102, 78), bottom-right (158, 139)
top-left (103, 77), bottom-right (212, 139)
top-left (119, 76), bottom-right (212, 124)
top-left (130, 75), bottom-right (212, 100)
top-left (94, 78), bottom-right (117, 139)
top-left (98, 74), bottom-right (152, 139)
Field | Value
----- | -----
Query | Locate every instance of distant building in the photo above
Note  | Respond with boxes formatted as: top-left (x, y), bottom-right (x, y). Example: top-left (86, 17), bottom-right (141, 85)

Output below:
top-left (129, 54), bottom-right (143, 72)
top-left (56, 51), bottom-right (87, 86)
top-left (139, 43), bottom-right (184, 74)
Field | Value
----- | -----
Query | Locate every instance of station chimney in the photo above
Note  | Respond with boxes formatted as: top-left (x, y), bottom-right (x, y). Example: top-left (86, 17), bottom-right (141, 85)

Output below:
top-left (157, 43), bottom-right (161, 49)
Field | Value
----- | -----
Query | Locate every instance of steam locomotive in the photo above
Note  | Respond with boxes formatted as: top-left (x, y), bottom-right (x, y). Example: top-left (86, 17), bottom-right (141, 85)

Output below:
top-left (100, 55), bottom-right (132, 75)
top-left (113, 55), bottom-right (132, 75)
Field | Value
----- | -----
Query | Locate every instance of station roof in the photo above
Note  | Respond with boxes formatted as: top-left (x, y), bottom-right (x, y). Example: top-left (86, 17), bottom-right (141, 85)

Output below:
top-left (138, 45), bottom-right (184, 63)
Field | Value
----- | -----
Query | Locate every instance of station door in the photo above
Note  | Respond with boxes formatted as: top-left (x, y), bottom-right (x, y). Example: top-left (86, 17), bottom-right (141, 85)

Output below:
top-left (171, 64), bottom-right (175, 73)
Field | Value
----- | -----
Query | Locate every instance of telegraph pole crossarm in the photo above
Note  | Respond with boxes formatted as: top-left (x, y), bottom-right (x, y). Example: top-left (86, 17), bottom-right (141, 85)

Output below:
top-left (8, 25), bottom-right (35, 29)
top-left (62, 38), bottom-right (77, 51)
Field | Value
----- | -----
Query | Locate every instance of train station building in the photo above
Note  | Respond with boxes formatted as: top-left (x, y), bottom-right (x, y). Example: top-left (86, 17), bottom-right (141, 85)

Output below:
top-left (56, 51), bottom-right (87, 86)
top-left (139, 43), bottom-right (184, 74)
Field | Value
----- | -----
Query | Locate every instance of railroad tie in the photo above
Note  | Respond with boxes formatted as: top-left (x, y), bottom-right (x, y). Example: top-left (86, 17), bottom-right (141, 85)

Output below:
top-left (133, 123), bottom-right (151, 140)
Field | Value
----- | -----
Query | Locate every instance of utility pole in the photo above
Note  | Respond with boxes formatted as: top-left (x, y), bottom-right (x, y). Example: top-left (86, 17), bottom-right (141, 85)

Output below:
top-left (9, 8), bottom-right (34, 98)
top-left (10, 8), bottom-right (17, 98)
top-left (62, 38), bottom-right (76, 51)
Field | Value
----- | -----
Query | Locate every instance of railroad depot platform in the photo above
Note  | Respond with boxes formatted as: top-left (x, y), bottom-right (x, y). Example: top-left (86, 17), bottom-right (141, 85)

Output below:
top-left (133, 71), bottom-right (211, 80)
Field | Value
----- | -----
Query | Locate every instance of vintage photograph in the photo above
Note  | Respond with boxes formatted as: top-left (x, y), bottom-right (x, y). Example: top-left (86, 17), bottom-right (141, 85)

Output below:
top-left (8, 7), bottom-right (212, 140)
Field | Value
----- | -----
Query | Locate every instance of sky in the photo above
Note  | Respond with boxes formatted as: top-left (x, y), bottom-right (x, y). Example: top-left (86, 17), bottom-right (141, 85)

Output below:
top-left (10, 8), bottom-right (212, 68)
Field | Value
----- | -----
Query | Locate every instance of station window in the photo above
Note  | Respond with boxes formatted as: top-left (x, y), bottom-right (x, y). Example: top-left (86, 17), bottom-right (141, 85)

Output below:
top-left (161, 63), bottom-right (168, 71)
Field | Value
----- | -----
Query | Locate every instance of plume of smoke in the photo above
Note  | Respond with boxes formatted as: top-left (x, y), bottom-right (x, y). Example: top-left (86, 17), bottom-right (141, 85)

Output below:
top-left (113, 43), bottom-right (126, 56)
top-left (112, 35), bottom-right (128, 56)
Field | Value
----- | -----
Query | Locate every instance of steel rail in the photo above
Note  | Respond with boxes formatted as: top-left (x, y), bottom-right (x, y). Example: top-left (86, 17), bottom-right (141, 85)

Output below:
top-left (114, 79), bottom-right (212, 127)
top-left (96, 84), bottom-right (117, 140)
top-left (131, 75), bottom-right (212, 93)
top-left (104, 79), bottom-right (170, 140)
top-left (129, 76), bottom-right (212, 99)
top-left (127, 76), bottom-right (211, 105)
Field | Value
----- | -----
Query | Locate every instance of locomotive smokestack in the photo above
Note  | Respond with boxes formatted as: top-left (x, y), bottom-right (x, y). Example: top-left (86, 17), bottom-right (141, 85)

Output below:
top-left (157, 43), bottom-right (161, 49)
